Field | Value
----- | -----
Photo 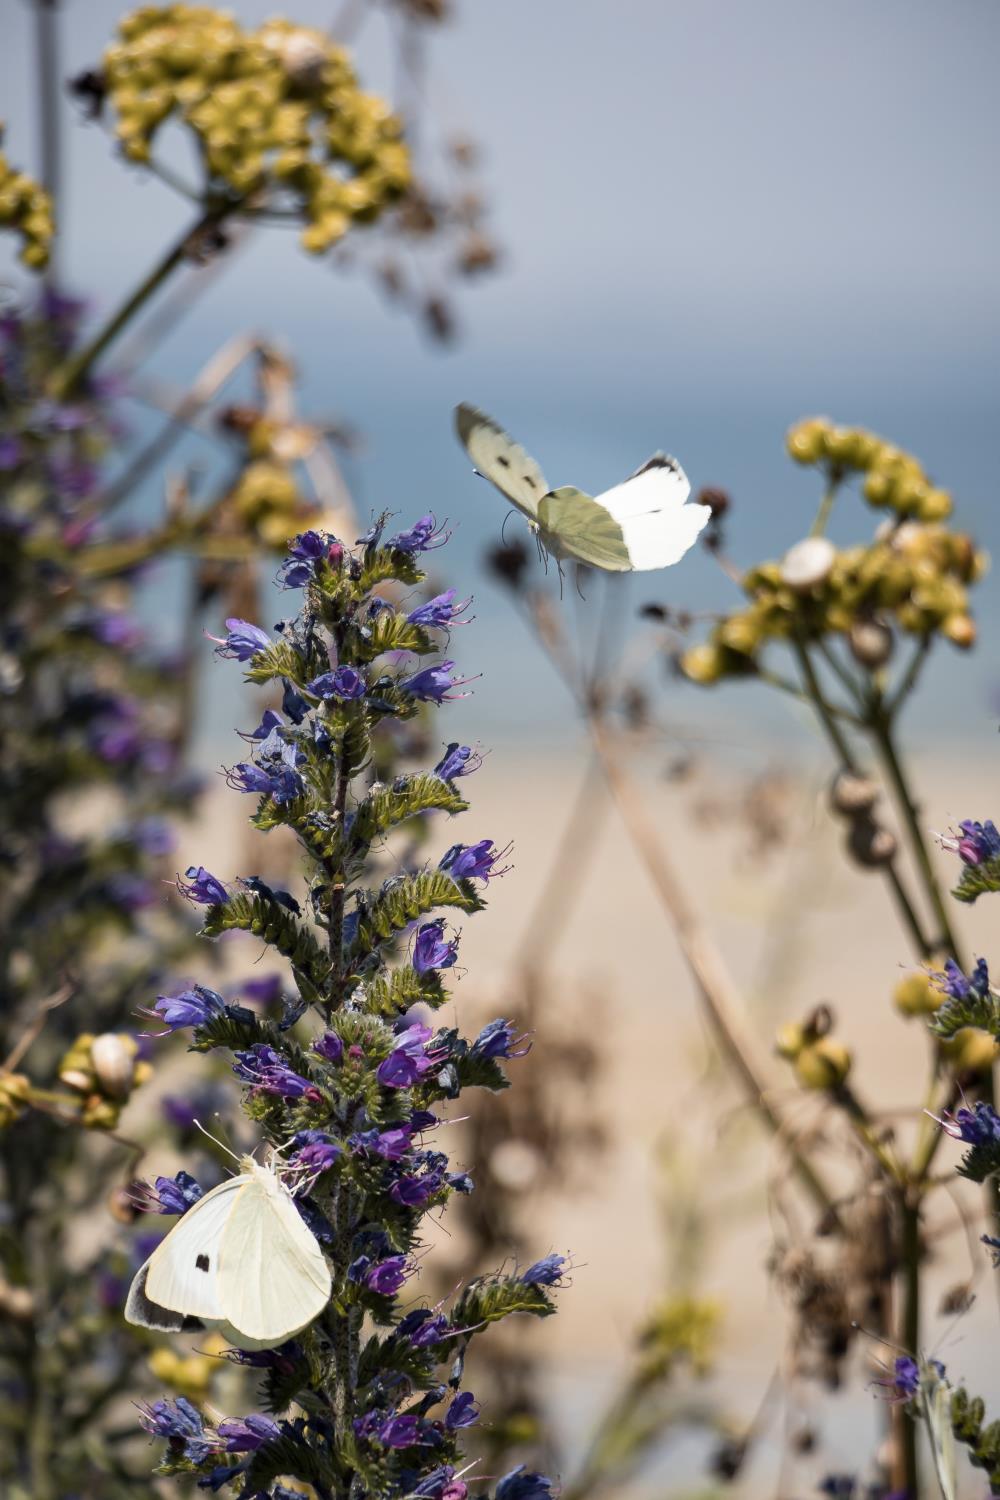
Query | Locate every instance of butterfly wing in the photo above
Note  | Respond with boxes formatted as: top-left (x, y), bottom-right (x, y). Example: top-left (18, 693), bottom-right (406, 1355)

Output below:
top-left (591, 455), bottom-right (710, 571)
top-left (922, 1368), bottom-right (957, 1500)
top-left (216, 1177), bottom-right (331, 1345)
top-left (131, 1175), bottom-right (249, 1321)
top-left (536, 487), bottom-right (632, 571)
top-left (454, 404), bottom-right (549, 521)
top-left (124, 1263), bottom-right (207, 1334)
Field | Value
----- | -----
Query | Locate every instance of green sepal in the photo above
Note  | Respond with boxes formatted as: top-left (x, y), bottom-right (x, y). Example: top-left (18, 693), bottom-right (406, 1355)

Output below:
top-left (928, 990), bottom-right (1000, 1040)
top-left (356, 547), bottom-right (424, 593)
top-left (362, 965), bottom-right (448, 1017)
top-left (953, 857), bottom-right (1000, 904)
top-left (350, 610), bottom-right (435, 663)
top-left (242, 1430), bottom-right (341, 1497)
top-left (243, 638), bottom-right (310, 687)
top-left (200, 893), bottom-right (330, 989)
top-left (189, 1007), bottom-right (270, 1054)
top-left (351, 871), bottom-right (483, 957)
top-left (351, 774), bottom-right (468, 848)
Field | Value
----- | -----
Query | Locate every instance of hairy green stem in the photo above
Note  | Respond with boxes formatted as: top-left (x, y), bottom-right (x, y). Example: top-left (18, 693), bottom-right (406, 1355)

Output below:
top-left (49, 202), bottom-right (232, 398)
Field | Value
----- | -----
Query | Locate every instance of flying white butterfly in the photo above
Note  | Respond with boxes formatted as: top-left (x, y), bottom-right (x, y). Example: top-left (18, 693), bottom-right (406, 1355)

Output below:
top-left (454, 403), bottom-right (711, 573)
top-left (125, 1154), bottom-right (331, 1350)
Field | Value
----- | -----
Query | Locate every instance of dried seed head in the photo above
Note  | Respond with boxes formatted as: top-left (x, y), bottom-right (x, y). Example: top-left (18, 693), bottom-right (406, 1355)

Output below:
top-left (780, 536), bottom-right (836, 592)
top-left (847, 818), bottom-right (897, 868)
top-left (829, 770), bottom-right (879, 817)
top-left (848, 617), bottom-right (894, 669)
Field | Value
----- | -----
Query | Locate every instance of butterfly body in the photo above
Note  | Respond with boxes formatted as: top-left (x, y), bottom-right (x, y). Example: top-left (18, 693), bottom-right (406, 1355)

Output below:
top-left (454, 403), bottom-right (710, 573)
top-left (126, 1155), bottom-right (331, 1350)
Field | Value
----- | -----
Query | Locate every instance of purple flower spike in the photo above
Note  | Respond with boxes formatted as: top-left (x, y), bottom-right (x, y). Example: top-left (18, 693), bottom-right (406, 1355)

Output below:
top-left (307, 666), bottom-right (367, 701)
top-left (406, 589), bottom-right (473, 630)
top-left (473, 1018), bottom-right (530, 1060)
top-left (440, 839), bottom-right (511, 883)
top-left (401, 660), bottom-right (476, 704)
top-left (147, 1171), bottom-right (204, 1215)
top-left (209, 618), bottom-right (272, 662)
top-left (521, 1253), bottom-right (566, 1287)
top-left (150, 984), bottom-right (226, 1032)
top-left (433, 742), bottom-right (483, 780)
top-left (137, 1397), bottom-right (215, 1463)
top-left (176, 865), bottom-right (229, 905)
top-left (412, 919), bottom-right (460, 975)
top-left (217, 1414), bottom-right (282, 1452)
top-left (387, 513), bottom-right (450, 553)
top-left (445, 1391), bottom-right (480, 1430)
top-left (946, 819), bottom-right (1000, 866)
top-left (232, 1044), bottom-right (320, 1102)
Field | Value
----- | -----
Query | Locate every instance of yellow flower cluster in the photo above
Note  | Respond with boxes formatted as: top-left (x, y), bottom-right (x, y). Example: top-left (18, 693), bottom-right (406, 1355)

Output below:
top-left (0, 1072), bottom-right (31, 1129)
top-left (682, 424), bottom-right (986, 686)
top-left (149, 1334), bottom-right (227, 1398)
top-left (776, 1019), bottom-right (852, 1090)
top-left (104, 6), bottom-right (411, 252)
top-left (0, 127), bottom-right (54, 270)
top-left (787, 417), bottom-right (954, 522)
top-left (636, 1293), bottom-right (720, 1382)
top-left (227, 457), bottom-right (313, 548)
top-left (58, 1031), bottom-right (151, 1128)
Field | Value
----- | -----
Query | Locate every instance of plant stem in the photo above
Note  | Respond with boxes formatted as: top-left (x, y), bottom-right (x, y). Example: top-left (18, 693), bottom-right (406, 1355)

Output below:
top-left (810, 474), bottom-right (841, 538)
top-left (49, 202), bottom-right (231, 398)
top-left (33, 0), bottom-right (61, 284)
top-left (899, 1197), bottom-right (922, 1498)
top-left (792, 638), bottom-right (934, 958)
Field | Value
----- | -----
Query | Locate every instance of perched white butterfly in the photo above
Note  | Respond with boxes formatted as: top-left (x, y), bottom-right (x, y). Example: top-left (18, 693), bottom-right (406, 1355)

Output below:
top-left (454, 402), bottom-right (711, 573)
top-left (125, 1154), bottom-right (331, 1350)
top-left (918, 1359), bottom-right (957, 1500)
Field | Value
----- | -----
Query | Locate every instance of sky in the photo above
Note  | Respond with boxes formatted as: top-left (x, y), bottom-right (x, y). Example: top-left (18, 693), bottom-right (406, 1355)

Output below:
top-left (1, 0), bottom-right (998, 748)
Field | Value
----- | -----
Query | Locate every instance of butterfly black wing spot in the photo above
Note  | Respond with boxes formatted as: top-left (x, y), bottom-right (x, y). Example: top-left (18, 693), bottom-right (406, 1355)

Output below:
top-left (496, 454), bottom-right (511, 468)
top-left (524, 474), bottom-right (537, 489)
top-left (196, 1253), bottom-right (210, 1272)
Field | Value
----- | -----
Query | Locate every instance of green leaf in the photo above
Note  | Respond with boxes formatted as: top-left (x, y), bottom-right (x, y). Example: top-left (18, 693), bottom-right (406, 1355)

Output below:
top-left (953, 857), bottom-right (1000, 904)
top-left (362, 965), bottom-right (448, 1017)
top-left (201, 893), bottom-right (330, 989)
top-left (243, 638), bottom-right (309, 687)
top-left (356, 547), bottom-right (424, 593)
top-left (351, 871), bottom-right (484, 957)
top-left (352, 774), bottom-right (468, 847)
top-left (351, 610), bottom-right (435, 663)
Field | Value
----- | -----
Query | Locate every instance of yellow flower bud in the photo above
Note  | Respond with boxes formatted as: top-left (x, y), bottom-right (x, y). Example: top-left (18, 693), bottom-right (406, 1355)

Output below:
top-left (795, 1038), bottom-right (852, 1090)
top-left (941, 614), bottom-right (976, 649)
top-left (893, 971), bottom-right (942, 1017)
top-left (775, 1022), bottom-right (806, 1060)
top-left (717, 613), bottom-right (761, 656)
top-left (943, 1028), bottom-right (997, 1074)
top-left (681, 643), bottom-right (727, 685)
top-left (917, 488), bottom-right (953, 523)
top-left (786, 418), bottom-right (829, 465)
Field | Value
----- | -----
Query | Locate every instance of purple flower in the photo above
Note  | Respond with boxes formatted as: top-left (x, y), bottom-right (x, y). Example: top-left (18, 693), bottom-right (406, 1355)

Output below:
top-left (364, 1255), bottom-right (411, 1295)
top-left (413, 920), bottom-right (460, 974)
top-left (377, 1024), bottom-right (441, 1089)
top-left (377, 1413), bottom-right (431, 1449)
top-left (242, 974), bottom-right (283, 1006)
top-left (293, 1139), bottom-right (341, 1174)
top-left (132, 816), bottom-right (174, 856)
top-left (226, 759), bottom-right (303, 804)
top-left (521, 1253), bottom-right (566, 1287)
top-left (496, 1467), bottom-right (554, 1500)
top-left (401, 660), bottom-right (476, 704)
top-left (390, 1169), bottom-right (446, 1207)
top-left (0, 434), bottom-right (23, 469)
top-left (407, 589), bottom-right (473, 630)
top-left (445, 1391), bottom-right (480, 1430)
top-left (440, 839), bottom-right (511, 882)
top-left (414, 1466), bottom-right (465, 1499)
top-left (982, 1234), bottom-right (1000, 1267)
top-left (147, 1171), bottom-right (204, 1215)
top-left (150, 984), bottom-right (227, 1032)
top-left (933, 956), bottom-right (990, 1002)
top-left (281, 530), bottom-right (334, 588)
top-left (217, 1414), bottom-right (281, 1452)
top-left (946, 819), bottom-right (1000, 866)
top-left (396, 1308), bottom-right (449, 1347)
top-left (137, 1397), bottom-right (216, 1463)
top-left (433, 743), bottom-right (483, 780)
top-left (473, 1018), bottom-right (530, 1060)
top-left (176, 865), bottom-right (229, 905)
top-left (307, 666), bottom-right (367, 701)
top-left (313, 1031), bottom-right (344, 1064)
top-left (892, 1356), bottom-right (920, 1399)
top-left (209, 618), bottom-right (271, 662)
top-left (388, 513), bottom-right (450, 553)
top-left (233, 1044), bottom-right (321, 1101)
top-left (938, 1101), bottom-right (1000, 1146)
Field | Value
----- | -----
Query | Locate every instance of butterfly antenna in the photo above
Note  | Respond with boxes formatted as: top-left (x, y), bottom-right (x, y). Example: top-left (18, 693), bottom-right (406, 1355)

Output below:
top-left (193, 1117), bottom-right (242, 1165)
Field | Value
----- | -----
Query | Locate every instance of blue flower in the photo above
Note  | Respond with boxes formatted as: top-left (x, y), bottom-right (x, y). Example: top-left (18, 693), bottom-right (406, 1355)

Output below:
top-left (395, 1308), bottom-right (449, 1347)
top-left (291, 1134), bottom-right (341, 1175)
top-left (407, 589), bottom-right (473, 630)
top-left (440, 839), bottom-right (511, 882)
top-left (216, 1413), bottom-right (282, 1452)
top-left (982, 1234), bottom-right (1000, 1267)
top-left (433, 742), bottom-right (483, 780)
top-left (209, 618), bottom-right (271, 662)
top-left (496, 1466), bottom-right (554, 1500)
top-left (138, 1397), bottom-right (216, 1463)
top-left (933, 956), bottom-right (990, 1002)
top-left (521, 1253), bottom-right (566, 1287)
top-left (388, 514), bottom-right (450, 553)
top-left (401, 660), bottom-right (475, 703)
top-left (280, 530), bottom-right (337, 588)
top-left (313, 1031), bottom-right (344, 1064)
top-left (363, 1255), bottom-right (410, 1295)
top-left (954, 819), bottom-right (1000, 865)
top-left (225, 758), bottom-right (303, 804)
top-left (376, 1412), bottom-right (434, 1449)
top-left (445, 1392), bottom-right (480, 1430)
top-left (944, 1101), bottom-right (1000, 1146)
top-left (377, 1024), bottom-right (442, 1088)
top-left (412, 920), bottom-right (460, 975)
top-left (150, 984), bottom-right (227, 1032)
top-left (473, 1018), bottom-right (530, 1060)
top-left (148, 1171), bottom-right (204, 1215)
top-left (307, 666), bottom-right (367, 701)
top-left (233, 1045), bottom-right (321, 1101)
top-left (176, 866), bottom-right (229, 905)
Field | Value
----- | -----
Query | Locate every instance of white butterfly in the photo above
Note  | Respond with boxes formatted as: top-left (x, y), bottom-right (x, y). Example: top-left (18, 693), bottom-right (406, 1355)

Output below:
top-left (454, 403), bottom-right (711, 573)
top-left (125, 1155), bottom-right (331, 1351)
